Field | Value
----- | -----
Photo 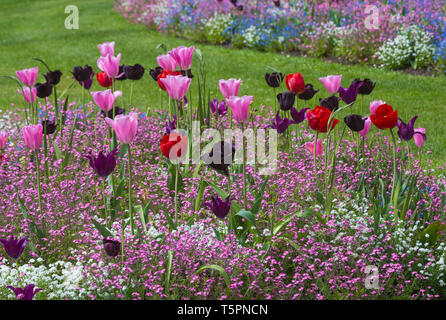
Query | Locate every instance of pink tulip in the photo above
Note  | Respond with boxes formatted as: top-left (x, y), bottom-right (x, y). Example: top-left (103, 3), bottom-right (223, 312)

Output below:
top-left (369, 100), bottom-right (386, 115)
top-left (226, 95), bottom-right (253, 123)
top-left (413, 128), bottom-right (426, 148)
top-left (17, 87), bottom-right (37, 103)
top-left (318, 75), bottom-right (342, 94)
top-left (105, 112), bottom-right (138, 144)
top-left (91, 89), bottom-right (122, 112)
top-left (16, 67), bottom-right (38, 87)
top-left (97, 54), bottom-right (122, 79)
top-left (358, 116), bottom-right (372, 138)
top-left (168, 46), bottom-right (194, 70)
top-left (98, 41), bottom-right (115, 57)
top-left (305, 139), bottom-right (323, 157)
top-left (157, 54), bottom-right (177, 72)
top-left (160, 75), bottom-right (191, 101)
top-left (0, 131), bottom-right (8, 149)
top-left (219, 78), bottom-right (242, 99)
top-left (22, 124), bottom-right (43, 151)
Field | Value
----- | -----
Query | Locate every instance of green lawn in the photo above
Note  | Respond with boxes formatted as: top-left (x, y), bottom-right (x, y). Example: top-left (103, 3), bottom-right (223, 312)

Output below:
top-left (1, 0), bottom-right (445, 166)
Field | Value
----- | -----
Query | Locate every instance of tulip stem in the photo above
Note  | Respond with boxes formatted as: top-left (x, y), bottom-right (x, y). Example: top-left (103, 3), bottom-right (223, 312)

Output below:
top-left (174, 163), bottom-right (179, 225)
top-left (129, 81), bottom-right (134, 108)
top-left (43, 131), bottom-right (49, 182)
top-left (390, 128), bottom-right (398, 221)
top-left (102, 179), bottom-right (108, 227)
top-left (241, 123), bottom-right (248, 211)
top-left (35, 151), bottom-right (43, 218)
top-left (127, 145), bottom-right (134, 235)
top-left (313, 132), bottom-right (319, 176)
top-left (54, 86), bottom-right (59, 129)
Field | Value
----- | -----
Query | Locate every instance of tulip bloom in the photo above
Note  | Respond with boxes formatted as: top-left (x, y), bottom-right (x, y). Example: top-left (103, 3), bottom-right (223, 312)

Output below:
top-left (397, 116), bottom-right (418, 141)
top-left (7, 284), bottom-right (42, 300)
top-left (168, 46), bottom-right (194, 70)
top-left (319, 95), bottom-right (340, 112)
top-left (357, 78), bottom-right (376, 95)
top-left (165, 115), bottom-right (177, 135)
top-left (150, 66), bottom-right (163, 81)
top-left (210, 98), bottom-right (228, 116)
top-left (91, 89), bottom-right (122, 112)
top-left (105, 112), bottom-right (138, 144)
top-left (219, 78), bottom-right (242, 99)
top-left (298, 83), bottom-right (319, 100)
top-left (344, 114), bottom-right (365, 132)
top-left (22, 124), bottom-right (43, 151)
top-left (358, 117), bottom-right (371, 138)
top-left (17, 87), bottom-right (37, 103)
top-left (35, 82), bottom-right (53, 98)
top-left (290, 107), bottom-right (309, 124)
top-left (97, 72), bottom-right (113, 88)
top-left (160, 132), bottom-right (188, 161)
top-left (97, 54), bottom-right (123, 79)
top-left (307, 106), bottom-right (339, 133)
top-left (0, 235), bottom-right (28, 260)
top-left (202, 141), bottom-right (235, 176)
top-left (16, 67), bottom-right (38, 87)
top-left (44, 70), bottom-right (62, 86)
top-left (98, 41), bottom-right (115, 57)
top-left (203, 195), bottom-right (232, 220)
top-left (265, 72), bottom-right (284, 88)
top-left (0, 131), bottom-right (7, 149)
top-left (157, 54), bottom-right (177, 71)
top-left (103, 238), bottom-right (121, 257)
top-left (123, 64), bottom-right (145, 80)
top-left (160, 75), bottom-right (191, 101)
top-left (370, 104), bottom-right (398, 130)
top-left (369, 100), bottom-right (386, 115)
top-left (305, 139), bottom-right (323, 157)
top-left (226, 95), bottom-right (253, 123)
top-left (41, 120), bottom-right (57, 135)
top-left (413, 128), bottom-right (426, 148)
top-left (276, 91), bottom-right (296, 111)
top-left (157, 70), bottom-right (182, 91)
top-left (84, 148), bottom-right (119, 178)
top-left (339, 79), bottom-right (363, 104)
top-left (72, 65), bottom-right (94, 89)
top-left (285, 72), bottom-right (305, 94)
top-left (267, 111), bottom-right (293, 134)
top-left (318, 75), bottom-right (342, 94)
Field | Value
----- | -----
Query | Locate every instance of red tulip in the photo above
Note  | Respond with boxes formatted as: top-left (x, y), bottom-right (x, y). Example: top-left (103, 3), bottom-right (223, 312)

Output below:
top-left (285, 72), bottom-right (305, 94)
top-left (96, 72), bottom-right (113, 88)
top-left (157, 70), bottom-right (182, 91)
top-left (160, 132), bottom-right (188, 161)
top-left (306, 106), bottom-right (339, 133)
top-left (370, 104), bottom-right (398, 130)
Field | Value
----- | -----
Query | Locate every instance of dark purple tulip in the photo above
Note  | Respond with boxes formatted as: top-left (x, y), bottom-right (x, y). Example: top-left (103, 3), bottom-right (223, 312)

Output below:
top-left (181, 69), bottom-right (194, 79)
top-left (265, 72), bottom-right (284, 88)
top-left (344, 114), bottom-right (365, 132)
top-left (44, 70), bottom-right (62, 86)
top-left (230, 0), bottom-right (237, 5)
top-left (204, 195), bottom-right (232, 220)
top-left (357, 78), bottom-right (376, 95)
top-left (290, 107), bottom-right (310, 124)
top-left (0, 235), bottom-right (28, 260)
top-left (149, 66), bottom-right (163, 81)
top-left (397, 116), bottom-right (418, 141)
top-left (35, 82), bottom-right (53, 98)
top-left (202, 141), bottom-right (236, 176)
top-left (124, 64), bottom-right (145, 80)
top-left (84, 148), bottom-right (119, 178)
top-left (41, 119), bottom-right (57, 135)
top-left (165, 115), bottom-right (177, 135)
top-left (72, 65), bottom-right (94, 89)
top-left (210, 98), bottom-right (227, 116)
top-left (236, 5), bottom-right (243, 11)
top-left (267, 111), bottom-right (292, 134)
top-left (319, 95), bottom-right (340, 112)
top-left (115, 65), bottom-right (127, 81)
top-left (273, 0), bottom-right (280, 7)
top-left (7, 284), bottom-right (42, 300)
top-left (101, 106), bottom-right (126, 119)
top-left (103, 238), bottom-right (121, 257)
top-left (298, 83), bottom-right (319, 100)
top-left (339, 79), bottom-right (363, 104)
top-left (277, 91), bottom-right (296, 111)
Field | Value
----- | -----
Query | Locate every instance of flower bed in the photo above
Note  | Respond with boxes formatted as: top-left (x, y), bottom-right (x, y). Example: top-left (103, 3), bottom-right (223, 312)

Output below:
top-left (0, 42), bottom-right (445, 300)
top-left (114, 0), bottom-right (446, 74)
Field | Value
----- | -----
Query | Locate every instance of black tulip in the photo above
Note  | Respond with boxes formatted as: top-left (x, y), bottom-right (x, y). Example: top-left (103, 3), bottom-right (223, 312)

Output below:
top-left (344, 114), bottom-right (365, 132)
top-left (237, 5), bottom-right (243, 10)
top-left (71, 65), bottom-right (94, 82)
top-left (124, 64), bottom-right (145, 80)
top-left (230, 0), bottom-right (237, 5)
top-left (41, 120), bottom-right (57, 135)
top-left (265, 72), bottom-right (284, 88)
top-left (35, 82), bottom-right (53, 98)
top-left (202, 141), bottom-right (236, 176)
top-left (357, 78), bottom-right (376, 95)
top-left (115, 65), bottom-right (127, 81)
top-left (149, 66), bottom-right (163, 81)
top-left (44, 70), bottom-right (62, 86)
top-left (101, 106), bottom-right (126, 119)
top-left (298, 83), bottom-right (319, 100)
top-left (277, 91), bottom-right (296, 111)
top-left (273, 0), bottom-right (280, 7)
top-left (319, 95), bottom-right (340, 112)
top-left (103, 238), bottom-right (121, 257)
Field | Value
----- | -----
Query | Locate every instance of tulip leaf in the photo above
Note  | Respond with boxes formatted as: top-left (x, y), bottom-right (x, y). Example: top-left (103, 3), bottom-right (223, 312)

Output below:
top-left (167, 164), bottom-right (184, 192)
top-left (143, 200), bottom-right (152, 224)
top-left (60, 109), bottom-right (79, 172)
top-left (211, 226), bottom-right (222, 241)
top-left (16, 193), bottom-right (45, 244)
top-left (194, 179), bottom-right (208, 212)
top-left (92, 218), bottom-right (114, 239)
top-left (135, 205), bottom-right (146, 233)
top-left (164, 249), bottom-right (174, 296)
top-left (52, 141), bottom-right (62, 160)
top-left (32, 57), bottom-right (51, 72)
top-left (417, 221), bottom-right (446, 247)
top-left (276, 236), bottom-right (300, 252)
top-left (162, 210), bottom-right (177, 230)
top-left (196, 264), bottom-right (230, 292)
top-left (312, 191), bottom-right (325, 206)
top-left (251, 176), bottom-right (270, 215)
top-left (235, 210), bottom-right (256, 226)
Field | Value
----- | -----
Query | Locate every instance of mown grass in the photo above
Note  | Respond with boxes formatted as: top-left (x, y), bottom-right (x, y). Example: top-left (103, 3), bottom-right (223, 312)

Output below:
top-left (0, 0), bottom-right (445, 167)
